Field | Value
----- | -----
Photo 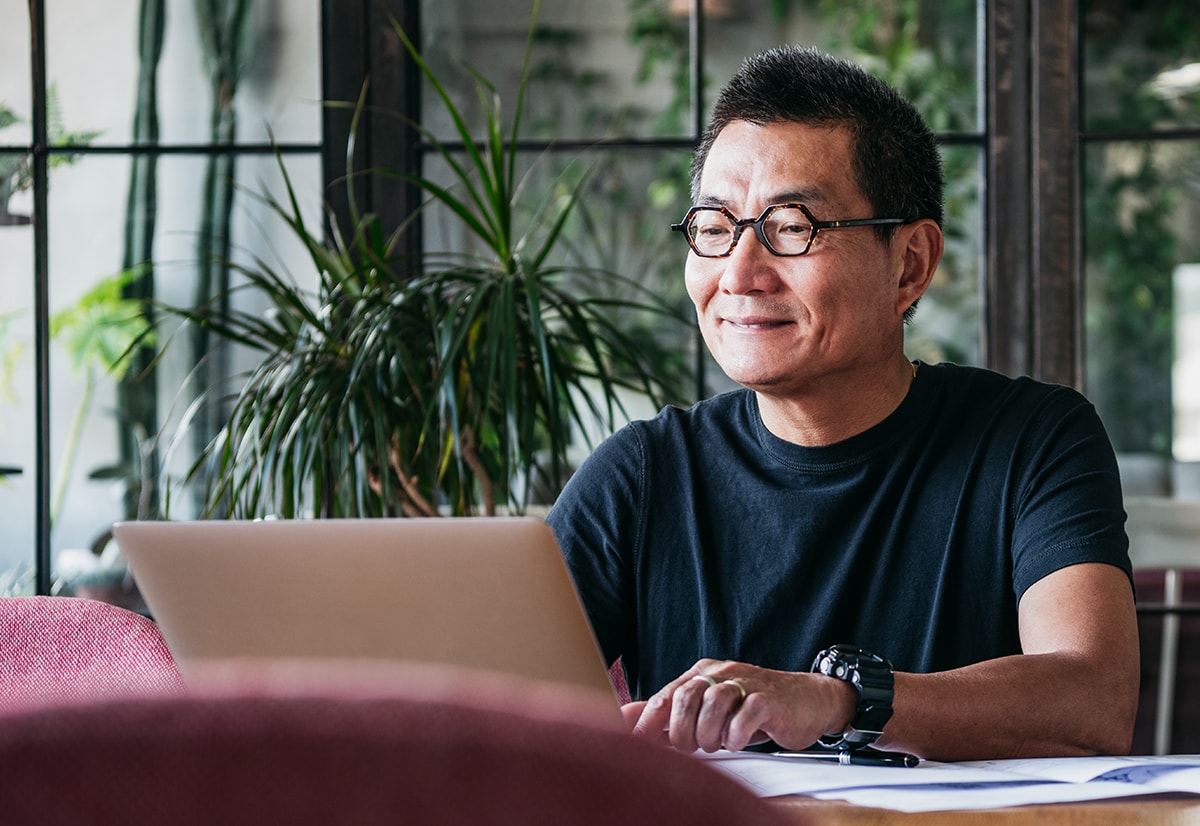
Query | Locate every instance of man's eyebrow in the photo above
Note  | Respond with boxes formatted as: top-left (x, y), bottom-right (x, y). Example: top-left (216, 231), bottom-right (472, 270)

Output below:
top-left (694, 189), bottom-right (828, 209)
top-left (773, 188), bottom-right (827, 205)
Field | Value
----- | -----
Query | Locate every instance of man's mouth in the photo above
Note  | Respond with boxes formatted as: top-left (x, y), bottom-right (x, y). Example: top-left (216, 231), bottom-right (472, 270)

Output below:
top-left (724, 317), bottom-right (791, 330)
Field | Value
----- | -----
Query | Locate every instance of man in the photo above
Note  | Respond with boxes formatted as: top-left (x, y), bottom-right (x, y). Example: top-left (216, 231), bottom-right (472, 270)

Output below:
top-left (546, 46), bottom-right (1138, 762)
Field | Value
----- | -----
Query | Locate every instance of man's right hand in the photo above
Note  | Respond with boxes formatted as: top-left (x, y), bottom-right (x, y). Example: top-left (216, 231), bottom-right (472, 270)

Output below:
top-left (624, 658), bottom-right (857, 753)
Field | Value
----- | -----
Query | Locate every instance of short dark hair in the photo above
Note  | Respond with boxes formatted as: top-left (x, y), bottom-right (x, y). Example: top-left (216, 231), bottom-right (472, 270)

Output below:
top-left (692, 46), bottom-right (944, 235)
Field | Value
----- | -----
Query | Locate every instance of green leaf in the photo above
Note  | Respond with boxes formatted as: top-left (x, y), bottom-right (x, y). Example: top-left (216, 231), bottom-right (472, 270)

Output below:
top-left (51, 267), bottom-right (155, 378)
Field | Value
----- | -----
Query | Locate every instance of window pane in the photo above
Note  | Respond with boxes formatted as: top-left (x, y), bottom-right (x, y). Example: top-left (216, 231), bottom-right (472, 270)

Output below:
top-left (1083, 1), bottom-right (1200, 132)
top-left (4, 2), bottom-right (325, 594)
top-left (0, 5), bottom-right (32, 147)
top-left (420, 0), bottom-right (692, 141)
top-left (46, 154), bottom-right (160, 601)
top-left (1, 150), bottom-right (34, 228)
top-left (0, 161), bottom-right (35, 594)
top-left (47, 0), bottom-right (322, 147)
top-left (1084, 140), bottom-right (1200, 495)
top-left (38, 151), bottom-right (321, 597)
top-left (703, 0), bottom-right (981, 135)
top-left (154, 153), bottom-right (325, 521)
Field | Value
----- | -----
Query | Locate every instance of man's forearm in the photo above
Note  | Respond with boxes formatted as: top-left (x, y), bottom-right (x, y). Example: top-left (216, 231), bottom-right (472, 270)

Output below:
top-left (880, 651), bottom-right (1138, 762)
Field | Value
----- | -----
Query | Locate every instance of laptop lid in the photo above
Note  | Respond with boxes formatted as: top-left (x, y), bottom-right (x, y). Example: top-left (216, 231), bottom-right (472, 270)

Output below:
top-left (112, 517), bottom-right (616, 702)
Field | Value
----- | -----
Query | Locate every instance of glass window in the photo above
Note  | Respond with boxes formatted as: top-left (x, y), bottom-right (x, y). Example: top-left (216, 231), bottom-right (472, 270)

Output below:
top-left (1083, 3), bottom-right (1200, 132)
top-left (1081, 0), bottom-right (1200, 500)
top-left (40, 152), bottom-right (322, 561)
top-left (0, 9), bottom-right (32, 147)
top-left (0, 170), bottom-right (35, 594)
top-left (1, 7), bottom-right (35, 593)
top-left (1084, 140), bottom-right (1200, 493)
top-left (703, 0), bottom-right (981, 134)
top-left (420, 0), bottom-right (690, 142)
top-left (4, 1), bottom-right (324, 596)
top-left (152, 152), bottom-right (325, 520)
top-left (46, 1), bottom-right (322, 147)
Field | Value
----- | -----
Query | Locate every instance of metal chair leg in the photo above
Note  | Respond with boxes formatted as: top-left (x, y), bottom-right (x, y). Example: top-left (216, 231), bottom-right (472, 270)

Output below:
top-left (1154, 568), bottom-right (1182, 755)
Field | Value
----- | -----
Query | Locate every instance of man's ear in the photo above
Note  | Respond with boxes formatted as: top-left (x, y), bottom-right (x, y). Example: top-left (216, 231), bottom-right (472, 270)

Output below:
top-left (895, 219), bottom-right (943, 315)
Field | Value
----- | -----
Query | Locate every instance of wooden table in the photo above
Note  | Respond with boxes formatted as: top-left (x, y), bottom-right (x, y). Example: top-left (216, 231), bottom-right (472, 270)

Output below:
top-left (769, 794), bottom-right (1200, 824)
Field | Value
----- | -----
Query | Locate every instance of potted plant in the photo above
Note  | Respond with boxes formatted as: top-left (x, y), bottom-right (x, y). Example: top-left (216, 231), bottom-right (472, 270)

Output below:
top-left (165, 2), bottom-right (690, 519)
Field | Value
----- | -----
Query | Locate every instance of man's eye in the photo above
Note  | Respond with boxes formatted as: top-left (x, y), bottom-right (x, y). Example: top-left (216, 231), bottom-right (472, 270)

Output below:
top-left (695, 224), bottom-right (731, 237)
top-left (776, 222), bottom-right (810, 236)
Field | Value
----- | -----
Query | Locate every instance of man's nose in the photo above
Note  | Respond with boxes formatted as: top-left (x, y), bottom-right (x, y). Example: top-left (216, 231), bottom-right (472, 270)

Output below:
top-left (717, 228), bottom-right (778, 295)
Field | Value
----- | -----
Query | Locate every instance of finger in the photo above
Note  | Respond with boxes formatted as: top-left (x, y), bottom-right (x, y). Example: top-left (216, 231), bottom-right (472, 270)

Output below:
top-left (620, 700), bottom-right (648, 730)
top-left (631, 689), bottom-right (672, 738)
top-left (630, 662), bottom-right (715, 739)
top-left (724, 690), bottom-right (771, 752)
top-left (666, 674), bottom-right (716, 751)
top-left (694, 680), bottom-right (746, 752)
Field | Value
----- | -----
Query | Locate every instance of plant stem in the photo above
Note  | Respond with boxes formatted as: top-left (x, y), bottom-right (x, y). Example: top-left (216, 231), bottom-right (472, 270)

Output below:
top-left (49, 368), bottom-right (94, 533)
top-left (191, 0), bottom-right (250, 514)
top-left (117, 0), bottom-right (165, 519)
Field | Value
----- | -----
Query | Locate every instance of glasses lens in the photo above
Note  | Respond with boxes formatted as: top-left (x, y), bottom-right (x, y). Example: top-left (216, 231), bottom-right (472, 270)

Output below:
top-left (686, 209), bottom-right (736, 256)
top-left (762, 206), bottom-right (813, 255)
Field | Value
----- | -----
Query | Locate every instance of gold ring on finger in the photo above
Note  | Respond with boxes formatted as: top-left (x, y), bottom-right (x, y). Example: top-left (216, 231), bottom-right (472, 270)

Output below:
top-left (724, 678), bottom-right (748, 702)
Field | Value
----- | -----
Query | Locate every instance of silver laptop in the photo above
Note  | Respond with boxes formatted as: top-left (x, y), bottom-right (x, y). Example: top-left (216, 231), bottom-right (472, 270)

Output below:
top-left (112, 517), bottom-right (616, 701)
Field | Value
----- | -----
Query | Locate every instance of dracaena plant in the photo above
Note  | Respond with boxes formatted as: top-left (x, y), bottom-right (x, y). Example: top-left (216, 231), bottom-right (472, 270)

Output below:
top-left (167, 1), bottom-right (690, 519)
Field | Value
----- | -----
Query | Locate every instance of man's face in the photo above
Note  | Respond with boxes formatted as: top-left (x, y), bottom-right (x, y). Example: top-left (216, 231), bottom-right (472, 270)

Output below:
top-left (685, 120), bottom-right (912, 398)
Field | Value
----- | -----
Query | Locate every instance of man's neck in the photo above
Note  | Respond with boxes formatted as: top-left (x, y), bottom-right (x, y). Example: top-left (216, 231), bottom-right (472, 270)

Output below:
top-left (755, 358), bottom-right (918, 447)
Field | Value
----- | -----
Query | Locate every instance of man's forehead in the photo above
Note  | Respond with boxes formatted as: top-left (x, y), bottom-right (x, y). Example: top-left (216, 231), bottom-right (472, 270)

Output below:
top-left (698, 120), bottom-right (856, 206)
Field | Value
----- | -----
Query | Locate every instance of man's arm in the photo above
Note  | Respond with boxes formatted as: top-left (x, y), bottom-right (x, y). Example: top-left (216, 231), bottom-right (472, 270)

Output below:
top-left (629, 561), bottom-right (1139, 761)
top-left (881, 561), bottom-right (1138, 760)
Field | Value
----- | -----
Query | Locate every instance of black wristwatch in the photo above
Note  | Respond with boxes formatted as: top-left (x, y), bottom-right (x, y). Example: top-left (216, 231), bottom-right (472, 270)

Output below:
top-left (810, 644), bottom-right (895, 750)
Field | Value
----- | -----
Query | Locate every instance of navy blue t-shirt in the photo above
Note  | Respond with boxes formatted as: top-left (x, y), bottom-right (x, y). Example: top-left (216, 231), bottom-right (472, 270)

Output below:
top-left (546, 362), bottom-right (1132, 700)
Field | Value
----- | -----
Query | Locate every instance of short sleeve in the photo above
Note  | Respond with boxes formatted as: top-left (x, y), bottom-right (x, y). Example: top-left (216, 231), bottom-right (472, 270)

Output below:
top-left (1009, 389), bottom-right (1132, 599)
top-left (546, 424), bottom-right (647, 666)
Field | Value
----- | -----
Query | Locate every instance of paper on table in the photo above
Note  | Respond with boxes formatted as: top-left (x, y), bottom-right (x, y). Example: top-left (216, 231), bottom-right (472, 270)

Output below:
top-left (698, 752), bottom-right (1200, 813)
top-left (810, 779), bottom-right (1151, 812)
top-left (958, 755), bottom-right (1200, 789)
